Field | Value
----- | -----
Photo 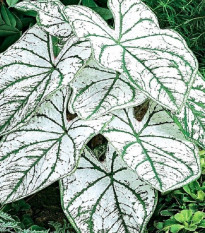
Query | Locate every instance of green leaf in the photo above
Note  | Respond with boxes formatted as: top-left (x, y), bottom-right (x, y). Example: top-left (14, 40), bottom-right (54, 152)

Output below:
top-left (92, 7), bottom-right (113, 20)
top-left (82, 0), bottom-right (97, 7)
top-left (13, 13), bottom-right (23, 31)
top-left (174, 210), bottom-right (193, 223)
top-left (189, 180), bottom-right (201, 191)
top-left (171, 72), bottom-right (205, 149)
top-left (198, 219), bottom-right (205, 228)
top-left (6, 0), bottom-right (19, 7)
top-left (64, 0), bottom-right (198, 112)
top-left (101, 102), bottom-right (201, 192)
top-left (61, 0), bottom-right (79, 5)
top-left (155, 222), bottom-right (164, 230)
top-left (196, 190), bottom-right (205, 201)
top-left (183, 185), bottom-right (197, 200)
top-left (0, 33), bottom-right (21, 53)
top-left (164, 218), bottom-right (179, 227)
top-left (15, 0), bottom-right (71, 38)
top-left (170, 224), bottom-right (184, 233)
top-left (69, 59), bottom-right (147, 120)
top-left (0, 24), bottom-right (19, 37)
top-left (60, 145), bottom-right (157, 233)
top-left (30, 225), bottom-right (47, 231)
top-left (0, 25), bottom-right (91, 136)
top-left (192, 211), bottom-right (205, 224)
top-left (160, 210), bottom-right (175, 217)
top-left (184, 224), bottom-right (197, 231)
top-left (1, 5), bottom-right (16, 27)
top-left (0, 88), bottom-right (111, 204)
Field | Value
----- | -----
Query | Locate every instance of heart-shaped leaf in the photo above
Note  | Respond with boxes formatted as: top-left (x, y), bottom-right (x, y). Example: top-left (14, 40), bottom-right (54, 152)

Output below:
top-left (102, 102), bottom-right (201, 192)
top-left (0, 88), bottom-right (111, 204)
top-left (0, 25), bottom-right (91, 135)
top-left (65, 0), bottom-right (198, 112)
top-left (15, 0), bottom-right (71, 38)
top-left (69, 59), bottom-right (147, 119)
top-left (60, 145), bottom-right (156, 233)
top-left (171, 72), bottom-right (205, 149)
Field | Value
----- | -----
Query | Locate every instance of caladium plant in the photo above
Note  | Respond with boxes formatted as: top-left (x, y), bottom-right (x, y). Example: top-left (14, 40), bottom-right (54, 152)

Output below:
top-left (64, 0), bottom-right (198, 113)
top-left (69, 59), bottom-right (147, 119)
top-left (0, 0), bottom-right (204, 232)
top-left (170, 72), bottom-right (205, 149)
top-left (60, 145), bottom-right (157, 232)
top-left (0, 87), bottom-right (111, 204)
top-left (0, 24), bottom-right (91, 135)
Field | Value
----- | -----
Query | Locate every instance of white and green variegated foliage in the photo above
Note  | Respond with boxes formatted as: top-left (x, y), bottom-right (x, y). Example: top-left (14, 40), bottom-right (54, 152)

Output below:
top-left (61, 145), bottom-right (156, 233)
top-left (0, 0), bottom-right (204, 232)
top-left (64, 0), bottom-right (198, 112)
top-left (170, 72), bottom-right (205, 149)
top-left (0, 25), bottom-right (91, 135)
top-left (69, 59), bottom-right (147, 119)
top-left (15, 0), bottom-right (71, 38)
top-left (0, 88), bottom-right (111, 204)
top-left (102, 102), bottom-right (201, 192)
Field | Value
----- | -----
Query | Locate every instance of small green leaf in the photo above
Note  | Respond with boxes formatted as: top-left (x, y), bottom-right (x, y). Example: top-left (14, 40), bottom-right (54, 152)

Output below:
top-left (198, 219), bottom-right (205, 228)
top-left (30, 225), bottom-right (47, 231)
top-left (0, 33), bottom-right (20, 53)
top-left (1, 5), bottom-right (16, 27)
top-left (92, 7), bottom-right (113, 20)
top-left (22, 214), bottom-right (34, 228)
top-left (174, 210), bottom-right (193, 223)
top-left (189, 181), bottom-right (201, 191)
top-left (184, 224), bottom-right (197, 231)
top-left (196, 190), bottom-right (205, 201)
top-left (155, 222), bottom-right (164, 230)
top-left (161, 210), bottom-right (175, 217)
top-left (6, 0), bottom-right (19, 7)
top-left (0, 24), bottom-right (19, 36)
top-left (192, 211), bottom-right (205, 224)
top-left (170, 224), bottom-right (184, 233)
top-left (13, 13), bottom-right (23, 30)
top-left (164, 218), bottom-right (178, 227)
top-left (82, 0), bottom-right (97, 7)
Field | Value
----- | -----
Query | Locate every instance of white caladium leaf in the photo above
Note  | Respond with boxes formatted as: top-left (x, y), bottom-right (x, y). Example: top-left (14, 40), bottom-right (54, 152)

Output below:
top-left (102, 102), bottom-right (201, 192)
top-left (69, 59), bottom-right (147, 119)
top-left (15, 0), bottom-right (71, 38)
top-left (0, 25), bottom-right (91, 136)
top-left (170, 72), bottom-right (205, 149)
top-left (0, 88), bottom-right (111, 204)
top-left (60, 145), bottom-right (156, 233)
top-left (65, 0), bottom-right (198, 112)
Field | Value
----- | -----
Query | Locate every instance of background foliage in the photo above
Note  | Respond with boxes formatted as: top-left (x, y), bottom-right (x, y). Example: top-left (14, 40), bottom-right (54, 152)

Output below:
top-left (0, 0), bottom-right (204, 232)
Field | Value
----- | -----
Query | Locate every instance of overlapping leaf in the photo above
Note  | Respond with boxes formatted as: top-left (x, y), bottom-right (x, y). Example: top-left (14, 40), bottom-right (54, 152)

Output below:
top-left (69, 59), bottom-right (147, 119)
top-left (65, 0), bottom-right (198, 112)
top-left (0, 25), bottom-right (91, 135)
top-left (15, 0), bottom-right (71, 38)
top-left (171, 72), bottom-right (205, 149)
top-left (102, 102), bottom-right (201, 192)
top-left (0, 88), bottom-right (111, 204)
top-left (60, 145), bottom-right (156, 233)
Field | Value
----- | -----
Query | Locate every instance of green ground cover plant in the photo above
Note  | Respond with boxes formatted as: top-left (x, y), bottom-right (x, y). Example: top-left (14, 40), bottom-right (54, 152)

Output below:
top-left (0, 0), bottom-right (204, 232)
